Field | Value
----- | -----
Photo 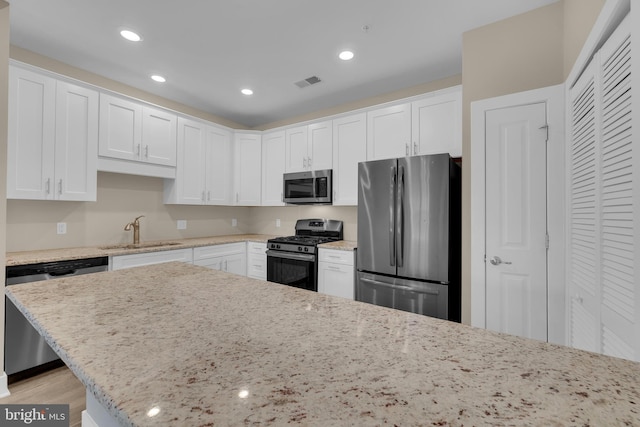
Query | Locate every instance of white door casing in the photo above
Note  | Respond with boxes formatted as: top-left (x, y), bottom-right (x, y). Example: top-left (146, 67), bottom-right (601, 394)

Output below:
top-left (485, 103), bottom-right (548, 341)
top-left (471, 84), bottom-right (565, 346)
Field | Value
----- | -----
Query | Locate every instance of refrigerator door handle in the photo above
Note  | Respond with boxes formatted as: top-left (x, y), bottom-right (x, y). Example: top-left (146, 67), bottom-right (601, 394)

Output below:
top-left (397, 165), bottom-right (405, 267)
top-left (359, 277), bottom-right (440, 296)
top-left (390, 166), bottom-right (396, 266)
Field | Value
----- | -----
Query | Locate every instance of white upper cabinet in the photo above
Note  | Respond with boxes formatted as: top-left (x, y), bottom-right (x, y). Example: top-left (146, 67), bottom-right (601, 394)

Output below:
top-left (411, 87), bottom-right (462, 157)
top-left (7, 65), bottom-right (98, 201)
top-left (285, 125), bottom-right (309, 172)
top-left (234, 132), bottom-right (262, 206)
top-left (332, 113), bottom-right (367, 206)
top-left (165, 117), bottom-right (232, 205)
top-left (366, 103), bottom-right (411, 160)
top-left (308, 120), bottom-right (333, 171)
top-left (165, 117), bottom-right (206, 204)
top-left (98, 93), bottom-right (142, 161)
top-left (262, 130), bottom-right (286, 206)
top-left (285, 121), bottom-right (333, 172)
top-left (142, 106), bottom-right (178, 166)
top-left (205, 125), bottom-right (233, 205)
top-left (98, 93), bottom-right (178, 177)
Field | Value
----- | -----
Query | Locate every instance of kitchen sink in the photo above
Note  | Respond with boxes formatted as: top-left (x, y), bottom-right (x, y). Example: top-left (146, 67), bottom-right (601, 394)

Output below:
top-left (99, 242), bottom-right (182, 250)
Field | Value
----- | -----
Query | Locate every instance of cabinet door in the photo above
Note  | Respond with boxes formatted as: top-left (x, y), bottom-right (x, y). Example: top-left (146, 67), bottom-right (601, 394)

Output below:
top-left (224, 252), bottom-right (247, 276)
top-left (332, 113), bottom-right (367, 206)
top-left (367, 103), bottom-right (411, 160)
top-left (54, 81), bottom-right (99, 201)
top-left (111, 249), bottom-right (193, 270)
top-left (194, 256), bottom-right (224, 271)
top-left (234, 133), bottom-right (262, 206)
top-left (411, 89), bottom-right (462, 157)
top-left (205, 125), bottom-right (233, 205)
top-left (285, 125), bottom-right (309, 172)
top-left (98, 93), bottom-right (142, 161)
top-left (175, 117), bottom-right (206, 204)
top-left (262, 130), bottom-right (286, 206)
top-left (308, 120), bottom-right (332, 171)
top-left (318, 262), bottom-right (354, 300)
top-left (7, 66), bottom-right (56, 200)
top-left (142, 106), bottom-right (177, 166)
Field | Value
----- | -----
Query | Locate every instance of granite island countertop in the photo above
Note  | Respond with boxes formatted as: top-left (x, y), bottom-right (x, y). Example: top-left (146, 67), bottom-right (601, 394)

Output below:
top-left (6, 262), bottom-right (640, 426)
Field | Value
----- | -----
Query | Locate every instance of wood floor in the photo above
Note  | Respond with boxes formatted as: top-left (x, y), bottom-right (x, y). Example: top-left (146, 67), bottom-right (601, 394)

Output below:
top-left (2, 367), bottom-right (85, 427)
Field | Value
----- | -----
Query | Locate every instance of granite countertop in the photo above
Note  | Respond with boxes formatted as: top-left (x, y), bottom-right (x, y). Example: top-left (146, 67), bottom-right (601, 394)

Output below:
top-left (6, 262), bottom-right (640, 426)
top-left (6, 234), bottom-right (279, 266)
top-left (318, 240), bottom-right (357, 251)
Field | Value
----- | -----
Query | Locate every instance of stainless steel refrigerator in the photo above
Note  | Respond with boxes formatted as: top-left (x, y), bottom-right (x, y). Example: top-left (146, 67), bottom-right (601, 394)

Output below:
top-left (356, 153), bottom-right (461, 321)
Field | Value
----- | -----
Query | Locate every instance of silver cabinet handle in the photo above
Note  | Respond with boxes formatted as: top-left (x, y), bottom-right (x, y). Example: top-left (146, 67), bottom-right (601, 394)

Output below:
top-left (202, 191), bottom-right (205, 202)
top-left (405, 143), bottom-right (409, 156)
top-left (307, 157), bottom-right (312, 169)
top-left (58, 179), bottom-right (63, 195)
top-left (207, 190), bottom-right (211, 201)
top-left (489, 256), bottom-right (512, 265)
top-left (145, 145), bottom-right (149, 159)
top-left (413, 142), bottom-right (418, 155)
top-left (136, 144), bottom-right (141, 156)
top-left (303, 158), bottom-right (307, 168)
top-left (45, 178), bottom-right (51, 194)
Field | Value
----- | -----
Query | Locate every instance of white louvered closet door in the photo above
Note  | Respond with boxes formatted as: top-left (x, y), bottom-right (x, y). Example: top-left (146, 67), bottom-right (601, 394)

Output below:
top-left (568, 13), bottom-right (637, 361)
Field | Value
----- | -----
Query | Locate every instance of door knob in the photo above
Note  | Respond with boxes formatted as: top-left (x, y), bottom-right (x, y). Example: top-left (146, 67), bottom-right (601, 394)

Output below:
top-left (489, 256), bottom-right (511, 265)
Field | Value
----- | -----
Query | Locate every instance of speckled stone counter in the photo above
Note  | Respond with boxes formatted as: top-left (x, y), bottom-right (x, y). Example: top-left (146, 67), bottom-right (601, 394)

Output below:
top-left (6, 262), bottom-right (640, 426)
top-left (319, 240), bottom-right (357, 251)
top-left (6, 234), bottom-right (278, 266)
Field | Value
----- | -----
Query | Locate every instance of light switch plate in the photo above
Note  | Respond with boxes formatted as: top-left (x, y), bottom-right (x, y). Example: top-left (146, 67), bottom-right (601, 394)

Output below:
top-left (57, 222), bottom-right (67, 235)
top-left (177, 220), bottom-right (187, 230)
top-left (276, 219), bottom-right (281, 228)
top-left (232, 218), bottom-right (237, 227)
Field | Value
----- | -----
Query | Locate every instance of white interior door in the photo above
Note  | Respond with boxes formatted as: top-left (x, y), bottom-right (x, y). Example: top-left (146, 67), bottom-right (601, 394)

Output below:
top-left (485, 103), bottom-right (548, 341)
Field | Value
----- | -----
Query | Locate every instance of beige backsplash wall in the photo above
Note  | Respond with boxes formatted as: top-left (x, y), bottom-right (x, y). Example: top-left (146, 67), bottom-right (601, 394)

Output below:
top-left (249, 206), bottom-right (357, 241)
top-left (6, 172), bottom-right (252, 252)
top-left (6, 172), bottom-right (358, 252)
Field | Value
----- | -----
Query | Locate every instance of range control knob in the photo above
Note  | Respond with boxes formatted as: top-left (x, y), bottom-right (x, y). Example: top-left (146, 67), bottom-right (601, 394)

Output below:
top-left (304, 247), bottom-right (309, 252)
top-left (298, 246), bottom-right (302, 252)
top-left (276, 244), bottom-right (281, 249)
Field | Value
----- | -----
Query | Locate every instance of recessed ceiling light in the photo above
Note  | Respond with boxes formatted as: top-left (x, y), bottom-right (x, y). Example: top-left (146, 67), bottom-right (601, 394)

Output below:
top-left (339, 50), bottom-right (354, 61)
top-left (241, 88), bottom-right (254, 96)
top-left (151, 75), bottom-right (166, 83)
top-left (120, 29), bottom-right (142, 42)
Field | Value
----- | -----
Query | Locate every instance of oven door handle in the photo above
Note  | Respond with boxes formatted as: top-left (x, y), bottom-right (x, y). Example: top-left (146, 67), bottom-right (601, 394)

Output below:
top-left (266, 250), bottom-right (316, 262)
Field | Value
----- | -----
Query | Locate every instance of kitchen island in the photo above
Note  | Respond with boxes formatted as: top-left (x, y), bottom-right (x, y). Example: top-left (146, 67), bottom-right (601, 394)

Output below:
top-left (6, 262), bottom-right (640, 426)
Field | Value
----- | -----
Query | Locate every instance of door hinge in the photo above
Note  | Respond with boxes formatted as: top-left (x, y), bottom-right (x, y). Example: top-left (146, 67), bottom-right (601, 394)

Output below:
top-left (545, 233), bottom-right (550, 249)
top-left (539, 124), bottom-right (549, 142)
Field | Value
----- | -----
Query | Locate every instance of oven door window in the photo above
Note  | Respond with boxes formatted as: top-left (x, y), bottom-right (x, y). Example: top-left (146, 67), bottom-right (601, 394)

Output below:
top-left (267, 253), bottom-right (316, 292)
top-left (284, 178), bottom-right (314, 200)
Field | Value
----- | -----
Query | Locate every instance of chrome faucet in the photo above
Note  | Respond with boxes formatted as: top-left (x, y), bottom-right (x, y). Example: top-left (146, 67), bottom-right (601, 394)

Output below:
top-left (124, 215), bottom-right (145, 245)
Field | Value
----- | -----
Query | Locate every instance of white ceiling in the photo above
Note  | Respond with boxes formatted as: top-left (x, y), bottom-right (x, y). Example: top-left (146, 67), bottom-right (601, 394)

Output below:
top-left (7, 0), bottom-right (558, 128)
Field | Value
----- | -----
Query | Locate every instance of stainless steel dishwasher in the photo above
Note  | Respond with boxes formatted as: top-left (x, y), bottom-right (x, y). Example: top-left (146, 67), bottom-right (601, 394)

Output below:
top-left (5, 256), bottom-right (108, 379)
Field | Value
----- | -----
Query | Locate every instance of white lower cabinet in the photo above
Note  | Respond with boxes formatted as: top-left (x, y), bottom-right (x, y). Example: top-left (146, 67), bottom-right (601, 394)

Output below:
top-left (111, 249), bottom-right (194, 271)
top-left (247, 242), bottom-right (267, 280)
top-left (193, 243), bottom-right (247, 276)
top-left (318, 248), bottom-right (355, 300)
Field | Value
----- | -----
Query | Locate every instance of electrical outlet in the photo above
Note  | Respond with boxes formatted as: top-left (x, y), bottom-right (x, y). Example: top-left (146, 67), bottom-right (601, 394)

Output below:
top-left (231, 218), bottom-right (237, 227)
top-left (276, 219), bottom-right (281, 228)
top-left (177, 220), bottom-right (187, 230)
top-left (57, 222), bottom-right (67, 235)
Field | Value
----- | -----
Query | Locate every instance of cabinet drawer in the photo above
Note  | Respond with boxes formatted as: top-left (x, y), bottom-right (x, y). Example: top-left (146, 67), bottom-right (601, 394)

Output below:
top-left (193, 242), bottom-right (246, 261)
top-left (247, 241), bottom-right (267, 254)
top-left (247, 242), bottom-right (267, 280)
top-left (318, 248), bottom-right (354, 266)
top-left (111, 248), bottom-right (193, 271)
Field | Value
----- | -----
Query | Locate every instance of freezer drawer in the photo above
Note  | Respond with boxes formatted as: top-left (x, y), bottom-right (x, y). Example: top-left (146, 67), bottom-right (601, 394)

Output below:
top-left (356, 272), bottom-right (448, 320)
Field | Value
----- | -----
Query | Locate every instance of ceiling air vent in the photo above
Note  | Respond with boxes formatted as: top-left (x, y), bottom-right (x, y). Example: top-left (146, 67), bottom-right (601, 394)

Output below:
top-left (294, 76), bottom-right (322, 89)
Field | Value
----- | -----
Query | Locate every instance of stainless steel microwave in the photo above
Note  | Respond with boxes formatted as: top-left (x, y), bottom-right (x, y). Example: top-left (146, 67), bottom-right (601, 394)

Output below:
top-left (283, 169), bottom-right (332, 205)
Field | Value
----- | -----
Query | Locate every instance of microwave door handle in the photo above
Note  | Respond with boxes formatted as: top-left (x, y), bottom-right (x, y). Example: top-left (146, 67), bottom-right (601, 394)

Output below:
top-left (397, 165), bottom-right (405, 268)
top-left (390, 166), bottom-right (396, 267)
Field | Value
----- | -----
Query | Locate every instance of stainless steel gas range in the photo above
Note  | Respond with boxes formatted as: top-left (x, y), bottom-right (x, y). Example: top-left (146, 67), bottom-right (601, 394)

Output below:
top-left (266, 219), bottom-right (343, 291)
